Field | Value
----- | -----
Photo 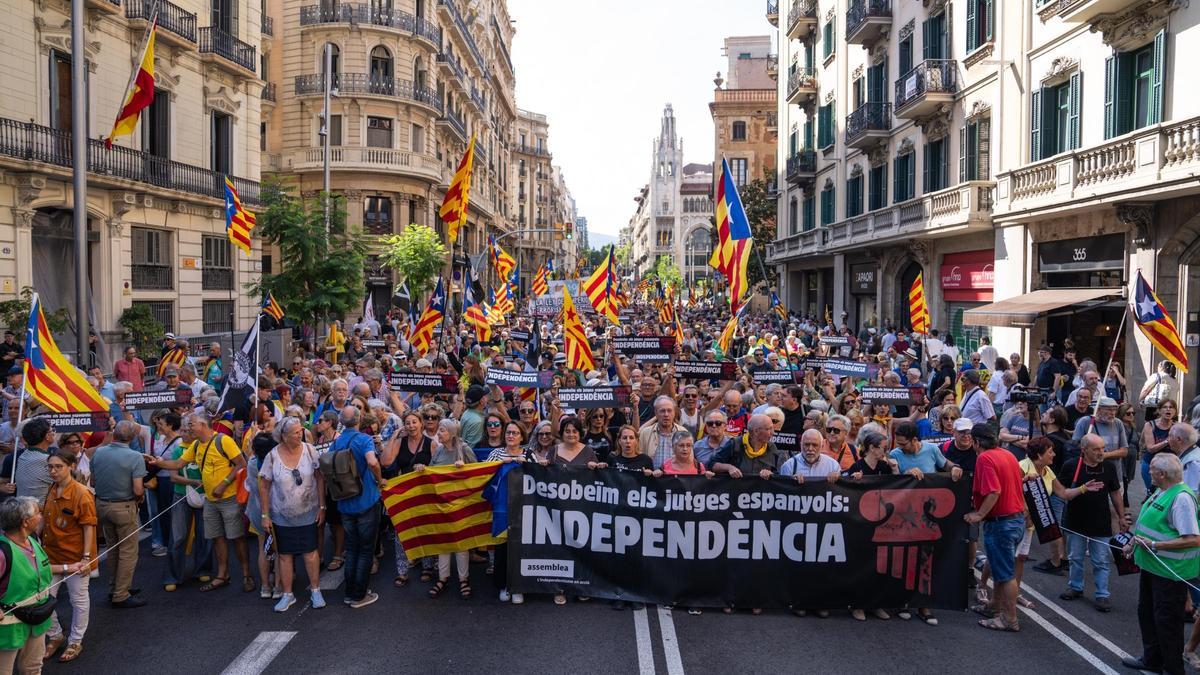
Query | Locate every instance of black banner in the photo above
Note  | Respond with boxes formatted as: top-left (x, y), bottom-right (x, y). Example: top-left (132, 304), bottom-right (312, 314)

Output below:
top-left (361, 339), bottom-right (387, 349)
top-left (313, 441), bottom-right (333, 455)
top-left (1022, 476), bottom-right (1061, 544)
top-left (508, 465), bottom-right (970, 609)
top-left (771, 432), bottom-right (798, 454)
top-left (486, 367), bottom-right (554, 389)
top-left (750, 369), bottom-right (799, 384)
top-left (613, 336), bottom-right (676, 357)
top-left (674, 360), bottom-right (736, 381)
top-left (557, 386), bottom-right (632, 409)
top-left (806, 357), bottom-right (877, 378)
top-left (860, 386), bottom-right (922, 405)
top-left (509, 330), bottom-right (532, 343)
top-left (123, 389), bottom-right (193, 411)
top-left (43, 411), bottom-right (110, 432)
top-left (388, 372), bottom-right (458, 393)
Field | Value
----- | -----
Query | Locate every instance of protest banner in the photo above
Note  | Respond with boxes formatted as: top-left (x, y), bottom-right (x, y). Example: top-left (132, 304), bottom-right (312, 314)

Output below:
top-left (819, 335), bottom-right (850, 346)
top-left (361, 339), bottom-right (387, 349)
top-left (1022, 476), bottom-right (1062, 544)
top-left (122, 389), bottom-right (193, 411)
top-left (673, 360), bottom-right (737, 381)
top-left (508, 465), bottom-right (970, 609)
top-left (508, 330), bottom-right (532, 343)
top-left (556, 386), bottom-right (632, 409)
top-left (43, 411), bottom-right (110, 433)
top-left (805, 358), bottom-right (877, 379)
top-left (860, 386), bottom-right (923, 405)
top-left (750, 370), bottom-right (799, 384)
top-left (388, 372), bottom-right (459, 393)
top-left (612, 336), bottom-right (675, 358)
top-left (486, 368), bottom-right (554, 389)
top-left (771, 432), bottom-right (798, 454)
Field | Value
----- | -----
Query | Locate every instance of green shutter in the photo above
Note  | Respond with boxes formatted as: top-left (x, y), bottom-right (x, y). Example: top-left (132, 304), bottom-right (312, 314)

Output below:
top-left (1030, 89), bottom-right (1042, 161)
top-left (1104, 54), bottom-right (1117, 139)
top-left (1116, 52), bottom-right (1133, 134)
top-left (978, 118), bottom-right (991, 180)
top-left (907, 154), bottom-right (915, 199)
top-left (985, 0), bottom-right (993, 41)
top-left (1151, 28), bottom-right (1166, 124)
top-left (966, 0), bottom-right (977, 52)
top-left (923, 144), bottom-right (931, 193)
top-left (1068, 71), bottom-right (1081, 150)
top-left (922, 18), bottom-right (930, 60)
top-left (959, 125), bottom-right (968, 183)
top-left (893, 157), bottom-right (901, 204)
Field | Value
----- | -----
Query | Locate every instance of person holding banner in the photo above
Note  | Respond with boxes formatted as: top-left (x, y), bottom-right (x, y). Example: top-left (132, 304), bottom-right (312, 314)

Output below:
top-left (487, 422), bottom-right (529, 605)
top-left (606, 425), bottom-right (652, 476)
top-left (424, 419), bottom-right (476, 601)
top-left (781, 430), bottom-right (840, 484)
top-left (652, 432), bottom-right (713, 478)
top-left (712, 414), bottom-right (787, 480)
top-left (638, 397), bottom-right (688, 470)
top-left (693, 412), bottom-right (732, 469)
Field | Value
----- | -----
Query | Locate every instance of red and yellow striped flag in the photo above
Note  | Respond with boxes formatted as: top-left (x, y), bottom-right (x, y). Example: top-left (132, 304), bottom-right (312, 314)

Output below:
top-left (562, 289), bottom-right (595, 372)
top-left (582, 246), bottom-right (619, 324)
top-left (439, 136), bottom-right (476, 246)
top-left (23, 295), bottom-right (110, 413)
top-left (105, 23), bottom-right (156, 148)
top-left (156, 346), bottom-right (188, 378)
top-left (531, 262), bottom-right (550, 298)
top-left (908, 272), bottom-right (930, 333)
top-left (382, 463), bottom-right (504, 560)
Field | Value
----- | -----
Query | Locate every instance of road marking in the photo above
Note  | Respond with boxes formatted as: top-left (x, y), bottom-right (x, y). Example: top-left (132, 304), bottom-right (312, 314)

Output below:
top-left (632, 606), bottom-right (655, 675)
top-left (318, 566), bottom-right (345, 591)
top-left (1017, 604), bottom-right (1121, 675)
top-left (656, 606), bottom-right (685, 675)
top-left (221, 631), bottom-right (296, 675)
top-left (1018, 582), bottom-right (1134, 661)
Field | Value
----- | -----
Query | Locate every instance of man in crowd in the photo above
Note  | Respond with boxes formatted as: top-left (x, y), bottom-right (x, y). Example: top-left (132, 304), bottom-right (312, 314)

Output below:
top-left (88, 366), bottom-right (116, 402)
top-left (1065, 387), bottom-right (1093, 432)
top-left (15, 417), bottom-right (55, 505)
top-left (92, 420), bottom-right (147, 608)
top-left (965, 424), bottom-right (1026, 632)
top-left (1059, 433), bottom-right (1124, 612)
top-left (332, 405), bottom-right (383, 608)
top-left (113, 347), bottom-right (146, 392)
top-left (693, 410), bottom-right (731, 469)
top-left (959, 370), bottom-right (995, 427)
top-left (822, 414), bottom-right (857, 470)
top-left (1071, 397), bottom-right (1128, 486)
top-left (782, 429), bottom-right (841, 483)
top-left (459, 385), bottom-right (488, 447)
top-left (778, 385), bottom-right (806, 435)
top-left (712, 413), bottom-right (788, 479)
top-left (0, 331), bottom-right (20, 372)
top-left (639, 396), bottom-right (688, 470)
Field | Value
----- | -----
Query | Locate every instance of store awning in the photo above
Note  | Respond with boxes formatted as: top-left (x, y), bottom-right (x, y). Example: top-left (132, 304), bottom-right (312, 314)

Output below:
top-left (962, 288), bottom-right (1123, 328)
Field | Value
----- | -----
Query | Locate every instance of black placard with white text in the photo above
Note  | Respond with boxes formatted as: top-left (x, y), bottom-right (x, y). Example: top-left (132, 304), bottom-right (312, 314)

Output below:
top-left (673, 360), bottom-right (737, 381)
top-left (556, 386), bottom-right (632, 409)
top-left (123, 389), bottom-right (194, 411)
top-left (1022, 476), bottom-right (1062, 544)
top-left (486, 368), bottom-right (554, 389)
top-left (388, 372), bottom-right (459, 393)
top-left (43, 411), bottom-right (110, 433)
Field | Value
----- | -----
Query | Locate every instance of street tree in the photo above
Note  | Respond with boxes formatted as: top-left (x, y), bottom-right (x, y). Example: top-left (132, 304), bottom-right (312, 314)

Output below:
top-left (249, 179), bottom-right (368, 335)
top-left (379, 223), bottom-right (447, 301)
top-left (653, 256), bottom-right (683, 291)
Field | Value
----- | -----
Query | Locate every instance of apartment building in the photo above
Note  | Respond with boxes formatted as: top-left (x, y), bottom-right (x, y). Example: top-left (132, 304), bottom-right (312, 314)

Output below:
top-left (711, 35), bottom-right (778, 187)
top-left (0, 0), bottom-right (264, 351)
top-left (510, 107), bottom-right (558, 289)
top-left (768, 0), bottom-right (1200, 397)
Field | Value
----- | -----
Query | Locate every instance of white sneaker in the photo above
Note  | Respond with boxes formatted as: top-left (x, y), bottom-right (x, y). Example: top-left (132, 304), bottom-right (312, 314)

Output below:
top-left (310, 589), bottom-right (326, 609)
top-left (350, 590), bottom-right (379, 609)
top-left (273, 593), bottom-right (296, 613)
top-left (151, 545), bottom-right (168, 557)
top-left (499, 589), bottom-right (511, 602)
top-left (511, 593), bottom-right (524, 605)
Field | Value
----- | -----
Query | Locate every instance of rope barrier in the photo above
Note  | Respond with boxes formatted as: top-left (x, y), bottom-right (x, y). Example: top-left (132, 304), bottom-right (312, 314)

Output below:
top-left (1056, 524), bottom-right (1200, 595)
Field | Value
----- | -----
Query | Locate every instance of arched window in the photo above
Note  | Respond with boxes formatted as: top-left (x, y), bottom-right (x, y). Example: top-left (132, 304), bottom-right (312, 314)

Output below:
top-left (322, 43), bottom-right (340, 88)
top-left (732, 120), bottom-right (747, 141)
top-left (370, 45), bottom-right (393, 83)
top-left (687, 228), bottom-right (712, 270)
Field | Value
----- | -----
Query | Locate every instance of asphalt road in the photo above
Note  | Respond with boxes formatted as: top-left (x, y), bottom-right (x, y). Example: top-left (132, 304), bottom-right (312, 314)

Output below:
top-left (38, 484), bottom-right (1168, 675)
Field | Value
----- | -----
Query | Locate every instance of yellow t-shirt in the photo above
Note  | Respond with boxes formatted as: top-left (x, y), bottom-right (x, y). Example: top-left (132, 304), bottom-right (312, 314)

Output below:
top-left (178, 434), bottom-right (242, 501)
top-left (1018, 457), bottom-right (1055, 494)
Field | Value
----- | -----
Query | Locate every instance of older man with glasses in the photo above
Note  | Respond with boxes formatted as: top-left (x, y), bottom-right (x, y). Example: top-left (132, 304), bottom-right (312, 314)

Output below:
top-left (638, 396), bottom-right (689, 470)
top-left (693, 411), bottom-right (731, 469)
top-left (821, 414), bottom-right (857, 470)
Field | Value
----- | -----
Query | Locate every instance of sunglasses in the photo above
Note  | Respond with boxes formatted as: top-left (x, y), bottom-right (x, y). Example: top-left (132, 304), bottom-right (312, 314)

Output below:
top-left (292, 468), bottom-right (303, 487)
top-left (504, 430), bottom-right (522, 436)
top-left (486, 421), bottom-right (502, 428)
top-left (537, 431), bottom-right (553, 437)
top-left (521, 408), bottom-right (536, 413)
top-left (423, 414), bottom-right (440, 421)
top-left (705, 420), bottom-right (724, 427)
top-left (826, 427), bottom-right (845, 433)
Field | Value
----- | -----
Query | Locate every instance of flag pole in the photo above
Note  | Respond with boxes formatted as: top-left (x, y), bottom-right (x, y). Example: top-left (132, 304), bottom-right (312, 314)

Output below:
top-left (12, 363), bottom-right (28, 491)
top-left (1085, 304), bottom-right (1130, 437)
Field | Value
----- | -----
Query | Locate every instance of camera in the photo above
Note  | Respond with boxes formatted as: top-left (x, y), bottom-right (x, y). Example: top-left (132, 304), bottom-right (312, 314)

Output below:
top-left (1008, 384), bottom-right (1052, 406)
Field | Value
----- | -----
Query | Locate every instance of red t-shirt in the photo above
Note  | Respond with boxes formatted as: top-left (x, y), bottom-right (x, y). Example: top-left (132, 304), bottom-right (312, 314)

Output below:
top-left (972, 449), bottom-right (1025, 517)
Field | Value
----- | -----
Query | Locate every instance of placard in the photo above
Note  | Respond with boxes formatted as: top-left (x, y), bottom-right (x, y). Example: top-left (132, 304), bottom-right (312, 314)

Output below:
top-left (612, 336), bottom-right (676, 355)
top-left (485, 367), bottom-right (554, 389)
top-left (313, 441), bottom-right (333, 455)
top-left (361, 339), bottom-right (387, 349)
top-left (819, 335), bottom-right (850, 346)
top-left (509, 330), bottom-right (532, 343)
top-left (387, 372), bottom-right (459, 393)
top-left (1022, 475), bottom-right (1062, 544)
top-left (43, 411), bottom-right (110, 432)
top-left (750, 369), bottom-right (799, 384)
top-left (123, 389), bottom-right (194, 410)
top-left (673, 360), bottom-right (737, 381)
top-left (556, 386), bottom-right (632, 409)
top-left (860, 386), bottom-right (922, 405)
top-left (771, 431), bottom-right (798, 453)
top-left (805, 357), bottom-right (877, 379)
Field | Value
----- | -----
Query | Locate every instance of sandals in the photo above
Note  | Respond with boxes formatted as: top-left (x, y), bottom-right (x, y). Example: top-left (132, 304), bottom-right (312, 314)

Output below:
top-left (979, 616), bottom-right (1020, 632)
top-left (394, 575), bottom-right (409, 588)
top-left (419, 569), bottom-right (435, 583)
top-left (326, 557), bottom-right (345, 572)
top-left (459, 580), bottom-right (472, 600)
top-left (428, 579), bottom-right (448, 598)
top-left (1016, 595), bottom-right (1035, 609)
top-left (242, 576), bottom-right (257, 593)
top-left (970, 603), bottom-right (996, 619)
top-left (554, 593), bottom-right (567, 605)
top-left (58, 643), bottom-right (83, 663)
top-left (200, 576), bottom-right (230, 592)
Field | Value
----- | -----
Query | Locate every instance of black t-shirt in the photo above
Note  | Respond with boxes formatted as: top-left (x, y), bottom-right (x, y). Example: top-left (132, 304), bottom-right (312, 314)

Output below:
top-left (942, 440), bottom-right (978, 475)
top-left (637, 401), bottom-right (654, 426)
top-left (1065, 405), bottom-right (1091, 433)
top-left (583, 431), bottom-right (613, 463)
top-left (0, 342), bottom-right (20, 365)
top-left (779, 406), bottom-right (806, 436)
top-left (844, 457), bottom-right (895, 476)
top-left (610, 453), bottom-right (652, 474)
top-left (1045, 430), bottom-right (1071, 475)
top-left (1060, 458), bottom-right (1120, 537)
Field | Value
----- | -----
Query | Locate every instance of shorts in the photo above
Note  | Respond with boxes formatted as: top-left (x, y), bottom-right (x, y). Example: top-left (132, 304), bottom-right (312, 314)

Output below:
top-left (1016, 526), bottom-right (1034, 557)
top-left (203, 496), bottom-right (246, 540)
top-left (982, 514), bottom-right (1026, 584)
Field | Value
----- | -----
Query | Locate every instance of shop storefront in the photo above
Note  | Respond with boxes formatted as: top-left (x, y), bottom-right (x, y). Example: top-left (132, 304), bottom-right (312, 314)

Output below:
top-left (849, 263), bottom-right (877, 329)
top-left (941, 250), bottom-right (994, 354)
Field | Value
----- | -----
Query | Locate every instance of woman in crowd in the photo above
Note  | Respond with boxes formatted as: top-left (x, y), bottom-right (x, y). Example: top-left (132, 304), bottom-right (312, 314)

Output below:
top-left (0, 497), bottom-right (55, 671)
top-left (487, 422), bottom-right (528, 604)
top-left (424, 419), bottom-right (475, 600)
top-left (1139, 359), bottom-right (1178, 420)
top-left (653, 432), bottom-right (713, 478)
top-left (526, 420), bottom-right (557, 465)
top-left (245, 421), bottom-right (281, 600)
top-left (473, 412), bottom-right (507, 462)
top-left (41, 448), bottom-right (95, 662)
top-left (380, 411), bottom-right (433, 586)
top-left (844, 430), bottom-right (895, 480)
top-left (553, 417), bottom-right (598, 468)
top-left (1140, 397), bottom-right (1177, 492)
top-left (607, 425), bottom-right (652, 476)
top-left (581, 408), bottom-right (615, 462)
top-left (147, 411), bottom-right (184, 558)
top-left (1104, 362), bottom-right (1126, 402)
top-left (258, 416), bottom-right (326, 613)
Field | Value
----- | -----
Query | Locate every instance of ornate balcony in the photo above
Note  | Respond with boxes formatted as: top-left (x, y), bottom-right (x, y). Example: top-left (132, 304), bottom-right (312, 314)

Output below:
top-left (785, 66), bottom-right (817, 106)
top-left (846, 0), bottom-right (891, 46)
top-left (283, 146), bottom-right (444, 184)
top-left (786, 0), bottom-right (817, 40)
top-left (894, 59), bottom-right (957, 119)
top-left (1050, 0), bottom-right (1143, 24)
top-left (785, 150), bottom-right (816, 186)
top-left (766, 0), bottom-right (779, 26)
top-left (261, 82), bottom-right (276, 103)
top-left (125, 0), bottom-right (197, 46)
top-left (298, 3), bottom-right (441, 46)
top-left (294, 73), bottom-right (441, 114)
top-left (845, 102), bottom-right (891, 149)
top-left (766, 54), bottom-right (778, 81)
top-left (199, 27), bottom-right (256, 74)
top-left (436, 111), bottom-right (468, 143)
top-left (261, 15), bottom-right (273, 35)
top-left (436, 0), bottom-right (487, 72)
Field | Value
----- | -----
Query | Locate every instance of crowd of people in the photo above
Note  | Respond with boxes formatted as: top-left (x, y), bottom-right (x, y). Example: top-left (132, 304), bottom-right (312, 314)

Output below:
top-left (0, 293), bottom-right (1195, 672)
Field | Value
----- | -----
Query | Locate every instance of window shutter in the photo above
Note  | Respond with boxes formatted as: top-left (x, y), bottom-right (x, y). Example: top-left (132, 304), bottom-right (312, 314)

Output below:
top-left (1030, 89), bottom-right (1042, 161)
top-left (966, 0), bottom-right (977, 52)
top-left (959, 125), bottom-right (968, 183)
top-left (941, 139), bottom-right (950, 189)
top-left (985, 0), bottom-right (994, 41)
top-left (893, 157), bottom-right (901, 204)
top-left (922, 19), bottom-right (930, 60)
top-left (1068, 71), bottom-right (1081, 150)
top-left (1115, 52), bottom-right (1133, 134)
top-left (869, 169), bottom-right (879, 210)
top-left (978, 118), bottom-right (991, 180)
top-left (1151, 28), bottom-right (1166, 124)
top-left (907, 154), bottom-right (915, 199)
top-left (922, 144), bottom-right (931, 193)
top-left (1104, 54), bottom-right (1117, 139)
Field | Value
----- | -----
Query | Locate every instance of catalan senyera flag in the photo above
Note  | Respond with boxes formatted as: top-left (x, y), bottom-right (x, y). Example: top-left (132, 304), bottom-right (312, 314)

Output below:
top-left (382, 462), bottom-right (506, 560)
top-left (710, 157), bottom-right (753, 311)
top-left (583, 246), bottom-right (619, 324)
top-left (105, 22), bottom-right (156, 148)
top-left (561, 289), bottom-right (595, 372)
top-left (156, 345), bottom-right (188, 379)
top-left (489, 235), bottom-right (515, 281)
top-left (262, 291), bottom-right (285, 322)
top-left (531, 262), bottom-right (550, 298)
top-left (770, 291), bottom-right (787, 320)
top-left (492, 280), bottom-right (514, 317)
top-left (908, 272), bottom-right (930, 334)
top-left (1134, 270), bottom-right (1189, 373)
top-left (224, 177), bottom-right (255, 256)
top-left (717, 308), bottom-right (742, 356)
top-left (23, 294), bottom-right (109, 413)
top-left (462, 283), bottom-right (491, 343)
top-left (409, 278), bottom-right (446, 356)
top-left (438, 135), bottom-right (476, 246)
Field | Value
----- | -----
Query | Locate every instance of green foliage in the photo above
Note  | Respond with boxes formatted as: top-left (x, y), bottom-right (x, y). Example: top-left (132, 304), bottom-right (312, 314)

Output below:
top-left (118, 304), bottom-right (164, 354)
top-left (580, 247), bottom-right (608, 270)
top-left (0, 287), bottom-right (72, 336)
top-left (248, 179), bottom-right (369, 332)
top-left (653, 256), bottom-right (683, 291)
top-left (379, 223), bottom-right (448, 300)
top-left (614, 242), bottom-right (632, 267)
top-left (740, 177), bottom-right (779, 290)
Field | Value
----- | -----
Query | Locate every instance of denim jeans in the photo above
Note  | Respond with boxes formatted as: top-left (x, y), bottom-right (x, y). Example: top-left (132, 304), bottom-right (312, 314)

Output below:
top-left (342, 503), bottom-right (380, 601)
top-left (1067, 531), bottom-right (1111, 599)
top-left (166, 501), bottom-right (213, 585)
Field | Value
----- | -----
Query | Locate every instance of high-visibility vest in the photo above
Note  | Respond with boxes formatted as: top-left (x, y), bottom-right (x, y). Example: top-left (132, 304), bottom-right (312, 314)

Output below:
top-left (1134, 482), bottom-right (1200, 581)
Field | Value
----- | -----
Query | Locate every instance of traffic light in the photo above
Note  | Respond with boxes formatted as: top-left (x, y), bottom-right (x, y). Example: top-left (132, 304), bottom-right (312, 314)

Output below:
top-left (565, 221), bottom-right (573, 240)
top-left (554, 223), bottom-right (564, 241)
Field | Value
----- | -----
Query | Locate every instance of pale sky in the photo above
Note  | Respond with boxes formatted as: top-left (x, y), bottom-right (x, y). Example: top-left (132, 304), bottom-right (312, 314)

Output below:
top-left (507, 0), bottom-right (767, 238)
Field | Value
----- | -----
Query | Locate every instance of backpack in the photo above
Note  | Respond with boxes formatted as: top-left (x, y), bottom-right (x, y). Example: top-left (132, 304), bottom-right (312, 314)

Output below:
top-left (200, 433), bottom-right (248, 504)
top-left (320, 431), bottom-right (364, 501)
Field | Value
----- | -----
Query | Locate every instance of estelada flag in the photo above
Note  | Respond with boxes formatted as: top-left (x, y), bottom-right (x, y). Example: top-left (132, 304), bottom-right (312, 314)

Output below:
top-left (156, 346), bottom-right (188, 378)
top-left (105, 22), bottom-right (156, 148)
top-left (1134, 270), bottom-right (1189, 373)
top-left (710, 157), bottom-right (753, 312)
top-left (382, 463), bottom-right (506, 560)
top-left (24, 294), bottom-right (109, 413)
top-left (224, 177), bottom-right (256, 256)
top-left (409, 278), bottom-right (446, 356)
top-left (532, 262), bottom-right (550, 298)
top-left (439, 136), bottom-right (476, 246)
